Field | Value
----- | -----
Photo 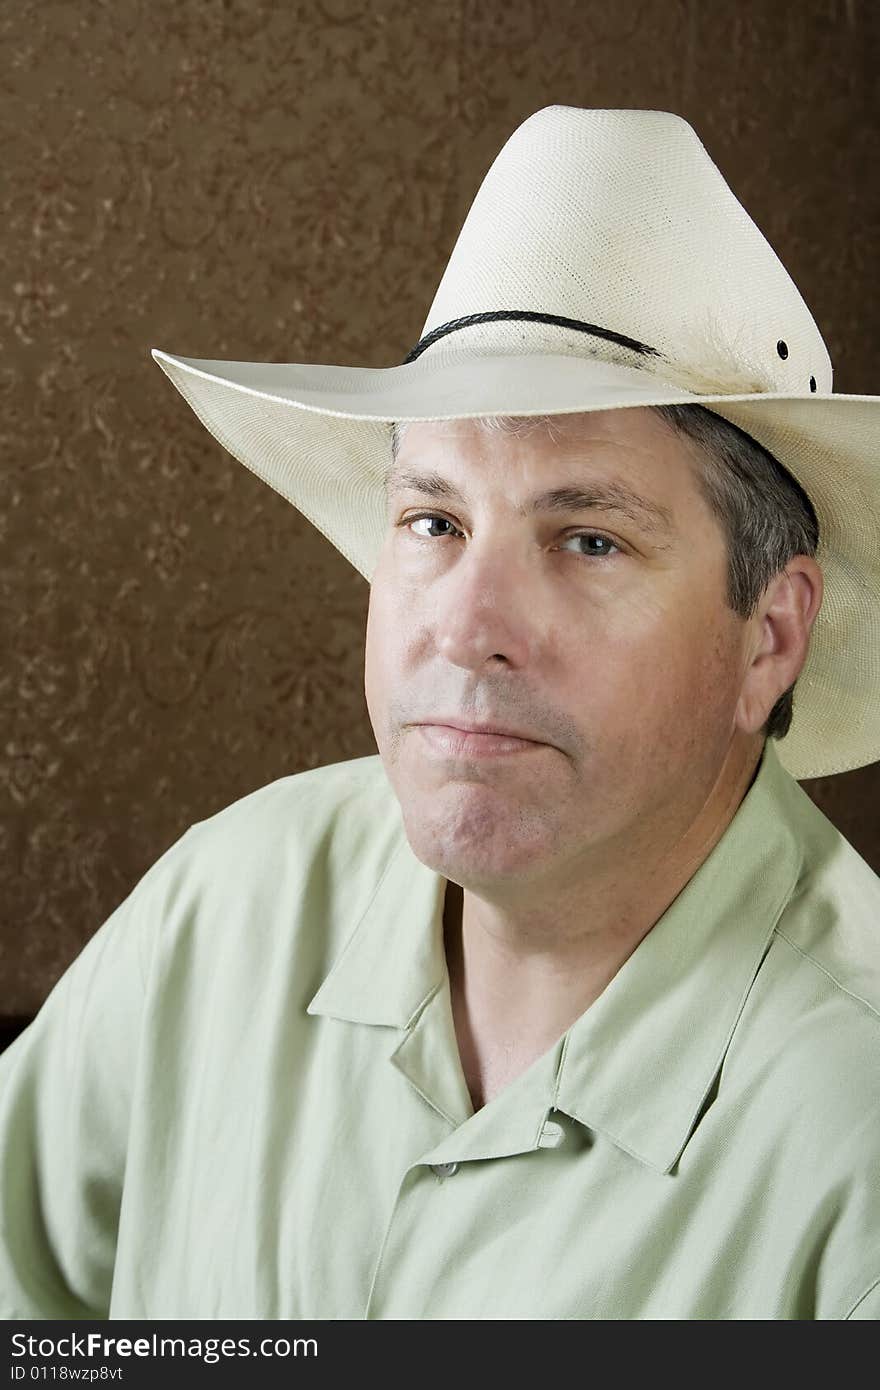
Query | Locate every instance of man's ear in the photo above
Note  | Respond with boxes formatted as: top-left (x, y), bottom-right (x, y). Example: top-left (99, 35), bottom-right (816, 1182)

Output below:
top-left (735, 556), bottom-right (824, 736)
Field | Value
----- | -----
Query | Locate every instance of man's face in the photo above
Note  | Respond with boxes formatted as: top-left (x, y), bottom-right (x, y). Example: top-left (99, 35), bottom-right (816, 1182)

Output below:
top-left (364, 408), bottom-right (757, 892)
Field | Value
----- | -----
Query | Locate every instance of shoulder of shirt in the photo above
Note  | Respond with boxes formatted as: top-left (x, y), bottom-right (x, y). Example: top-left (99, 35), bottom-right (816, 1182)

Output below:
top-left (172, 752), bottom-right (404, 885)
top-left (184, 751), bottom-right (398, 837)
top-left (721, 761), bottom-right (880, 1161)
top-left (123, 753), bottom-right (405, 969)
top-left (770, 764), bottom-right (880, 1027)
top-left (752, 769), bottom-right (880, 1318)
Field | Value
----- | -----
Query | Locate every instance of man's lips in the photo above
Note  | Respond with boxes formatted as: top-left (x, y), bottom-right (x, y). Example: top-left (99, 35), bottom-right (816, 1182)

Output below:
top-left (414, 718), bottom-right (543, 741)
top-left (412, 721), bottom-right (548, 758)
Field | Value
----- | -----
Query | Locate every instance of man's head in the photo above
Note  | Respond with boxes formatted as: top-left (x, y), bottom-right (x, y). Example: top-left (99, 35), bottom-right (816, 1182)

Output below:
top-left (364, 405), bottom-right (823, 894)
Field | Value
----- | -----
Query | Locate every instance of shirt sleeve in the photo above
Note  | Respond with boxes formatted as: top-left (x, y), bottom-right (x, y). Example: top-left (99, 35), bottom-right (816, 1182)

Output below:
top-left (0, 827), bottom-right (196, 1319)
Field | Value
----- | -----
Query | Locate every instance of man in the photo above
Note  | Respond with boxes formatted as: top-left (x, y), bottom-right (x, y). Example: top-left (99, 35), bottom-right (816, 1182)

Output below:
top-left (372, 404), bottom-right (822, 1115)
top-left (1, 106), bottom-right (878, 1320)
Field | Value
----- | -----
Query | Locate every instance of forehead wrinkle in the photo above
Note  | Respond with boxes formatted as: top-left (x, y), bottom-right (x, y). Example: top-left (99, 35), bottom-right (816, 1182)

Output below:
top-left (384, 463), bottom-right (676, 546)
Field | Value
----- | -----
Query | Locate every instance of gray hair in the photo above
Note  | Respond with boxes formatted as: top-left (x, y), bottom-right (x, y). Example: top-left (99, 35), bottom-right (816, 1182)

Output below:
top-left (389, 407), bottom-right (820, 742)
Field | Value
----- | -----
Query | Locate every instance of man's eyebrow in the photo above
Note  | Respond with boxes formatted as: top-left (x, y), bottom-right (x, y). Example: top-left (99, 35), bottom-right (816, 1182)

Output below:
top-left (384, 466), bottom-right (675, 539)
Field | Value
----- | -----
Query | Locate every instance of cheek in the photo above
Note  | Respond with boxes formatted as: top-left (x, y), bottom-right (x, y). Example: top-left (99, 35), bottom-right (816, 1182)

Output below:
top-left (363, 599), bottom-right (387, 713)
top-left (628, 619), bottom-right (744, 762)
top-left (566, 591), bottom-right (740, 733)
top-left (366, 545), bottom-right (426, 662)
top-left (572, 587), bottom-right (685, 686)
top-left (364, 573), bottom-right (409, 732)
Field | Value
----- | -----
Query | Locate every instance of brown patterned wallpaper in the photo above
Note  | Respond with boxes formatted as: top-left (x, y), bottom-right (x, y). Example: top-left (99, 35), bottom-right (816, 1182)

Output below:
top-left (3, 0), bottom-right (878, 1020)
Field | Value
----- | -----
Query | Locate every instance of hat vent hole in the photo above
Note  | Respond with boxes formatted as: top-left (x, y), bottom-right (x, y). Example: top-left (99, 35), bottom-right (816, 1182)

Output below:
top-left (809, 376), bottom-right (817, 392)
top-left (776, 340), bottom-right (789, 360)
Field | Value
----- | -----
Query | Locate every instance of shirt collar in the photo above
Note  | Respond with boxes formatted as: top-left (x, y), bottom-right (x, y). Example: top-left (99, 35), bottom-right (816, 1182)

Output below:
top-left (307, 738), bottom-right (805, 1173)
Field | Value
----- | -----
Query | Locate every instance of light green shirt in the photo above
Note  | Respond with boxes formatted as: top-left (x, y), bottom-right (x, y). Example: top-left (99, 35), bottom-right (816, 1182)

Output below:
top-left (2, 738), bottom-right (879, 1320)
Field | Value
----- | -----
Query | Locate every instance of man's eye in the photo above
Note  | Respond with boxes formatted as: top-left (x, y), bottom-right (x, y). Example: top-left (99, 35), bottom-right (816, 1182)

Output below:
top-left (405, 514), bottom-right (461, 539)
top-left (558, 532), bottom-right (620, 558)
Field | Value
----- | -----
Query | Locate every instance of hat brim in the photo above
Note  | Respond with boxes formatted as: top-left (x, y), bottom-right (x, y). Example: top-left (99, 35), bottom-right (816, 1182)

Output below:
top-left (150, 346), bottom-right (880, 781)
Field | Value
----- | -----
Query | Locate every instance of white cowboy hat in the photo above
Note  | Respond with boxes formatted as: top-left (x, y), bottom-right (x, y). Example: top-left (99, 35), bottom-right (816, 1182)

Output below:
top-left (150, 105), bottom-right (879, 782)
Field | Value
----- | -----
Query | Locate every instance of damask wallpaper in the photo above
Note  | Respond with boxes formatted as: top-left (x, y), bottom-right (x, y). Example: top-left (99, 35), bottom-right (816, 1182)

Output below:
top-left (2, 0), bottom-right (878, 1032)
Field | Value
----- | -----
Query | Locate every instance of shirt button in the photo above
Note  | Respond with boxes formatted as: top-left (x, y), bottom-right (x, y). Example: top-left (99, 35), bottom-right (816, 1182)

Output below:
top-left (539, 1120), bottom-right (565, 1148)
top-left (430, 1162), bottom-right (459, 1178)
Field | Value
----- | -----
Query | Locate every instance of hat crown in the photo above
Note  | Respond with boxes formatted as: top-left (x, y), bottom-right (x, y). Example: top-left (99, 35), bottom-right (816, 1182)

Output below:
top-left (418, 106), bottom-right (832, 397)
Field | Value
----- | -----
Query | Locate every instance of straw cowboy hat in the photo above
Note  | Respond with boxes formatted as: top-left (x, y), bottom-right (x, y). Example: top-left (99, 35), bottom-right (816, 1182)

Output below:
top-left (150, 105), bottom-right (879, 782)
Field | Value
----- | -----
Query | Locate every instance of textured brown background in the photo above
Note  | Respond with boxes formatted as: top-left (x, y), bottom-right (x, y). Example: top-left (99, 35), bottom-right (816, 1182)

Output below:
top-left (2, 0), bottom-right (878, 1024)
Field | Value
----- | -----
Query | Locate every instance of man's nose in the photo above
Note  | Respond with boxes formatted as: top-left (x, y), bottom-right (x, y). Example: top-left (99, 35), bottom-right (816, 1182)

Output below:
top-left (433, 538), bottom-right (538, 672)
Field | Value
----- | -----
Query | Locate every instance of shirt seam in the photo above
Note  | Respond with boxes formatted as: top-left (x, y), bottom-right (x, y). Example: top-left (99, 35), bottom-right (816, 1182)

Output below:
top-left (843, 1273), bottom-right (880, 1319)
top-left (773, 928), bottom-right (880, 1023)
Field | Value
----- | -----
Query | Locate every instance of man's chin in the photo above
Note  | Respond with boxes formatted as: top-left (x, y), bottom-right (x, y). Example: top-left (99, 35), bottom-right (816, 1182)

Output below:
top-left (397, 789), bottom-right (558, 886)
